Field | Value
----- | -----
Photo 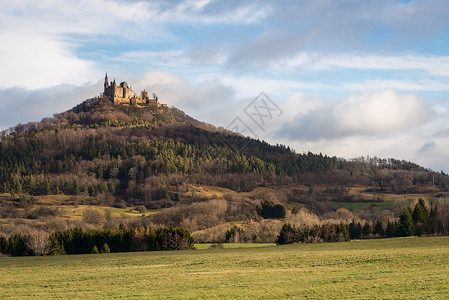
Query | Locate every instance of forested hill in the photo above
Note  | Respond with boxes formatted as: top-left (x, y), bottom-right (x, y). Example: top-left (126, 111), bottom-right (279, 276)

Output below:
top-left (0, 96), bottom-right (447, 209)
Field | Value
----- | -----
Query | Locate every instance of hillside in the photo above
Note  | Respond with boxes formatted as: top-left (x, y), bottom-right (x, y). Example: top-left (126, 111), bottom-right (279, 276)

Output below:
top-left (1, 96), bottom-right (449, 244)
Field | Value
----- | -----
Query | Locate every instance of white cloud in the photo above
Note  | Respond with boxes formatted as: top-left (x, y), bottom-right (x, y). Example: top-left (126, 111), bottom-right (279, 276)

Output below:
top-left (0, 34), bottom-right (98, 89)
top-left (277, 90), bottom-right (434, 141)
top-left (1, 0), bottom-right (268, 37)
top-left (335, 90), bottom-right (433, 134)
top-left (0, 0), bottom-right (271, 89)
top-left (284, 53), bottom-right (449, 77)
top-left (343, 79), bottom-right (449, 92)
top-left (1, 1), bottom-right (152, 35)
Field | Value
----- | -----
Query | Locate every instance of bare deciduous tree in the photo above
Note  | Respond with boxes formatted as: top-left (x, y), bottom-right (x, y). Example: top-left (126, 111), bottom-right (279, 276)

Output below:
top-left (83, 208), bottom-right (104, 225)
top-left (26, 228), bottom-right (50, 256)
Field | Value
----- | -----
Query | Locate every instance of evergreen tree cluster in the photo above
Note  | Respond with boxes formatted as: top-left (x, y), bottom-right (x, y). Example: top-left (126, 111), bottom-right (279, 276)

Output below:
top-left (0, 225), bottom-right (194, 257)
top-left (0, 234), bottom-right (30, 256)
top-left (349, 199), bottom-right (442, 239)
top-left (276, 223), bottom-right (350, 245)
top-left (256, 200), bottom-right (287, 219)
top-left (276, 199), bottom-right (447, 245)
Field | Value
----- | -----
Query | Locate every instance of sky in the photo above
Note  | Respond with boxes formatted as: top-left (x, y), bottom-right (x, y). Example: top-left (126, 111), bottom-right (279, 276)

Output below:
top-left (1, 0), bottom-right (449, 171)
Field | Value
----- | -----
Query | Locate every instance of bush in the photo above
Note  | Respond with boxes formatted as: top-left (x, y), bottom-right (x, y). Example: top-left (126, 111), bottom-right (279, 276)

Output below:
top-left (209, 243), bottom-right (224, 249)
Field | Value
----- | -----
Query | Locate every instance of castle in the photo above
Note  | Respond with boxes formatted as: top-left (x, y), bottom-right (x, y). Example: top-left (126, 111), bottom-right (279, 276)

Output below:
top-left (103, 73), bottom-right (166, 108)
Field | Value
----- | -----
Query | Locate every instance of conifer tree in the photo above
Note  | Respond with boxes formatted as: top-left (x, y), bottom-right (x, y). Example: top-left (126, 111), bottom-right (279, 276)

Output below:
top-left (412, 198), bottom-right (428, 224)
top-left (373, 220), bottom-right (384, 236)
top-left (362, 222), bottom-right (371, 238)
top-left (385, 221), bottom-right (397, 237)
top-left (73, 179), bottom-right (80, 195)
top-left (101, 243), bottom-right (110, 253)
top-left (413, 198), bottom-right (429, 236)
top-left (398, 207), bottom-right (414, 237)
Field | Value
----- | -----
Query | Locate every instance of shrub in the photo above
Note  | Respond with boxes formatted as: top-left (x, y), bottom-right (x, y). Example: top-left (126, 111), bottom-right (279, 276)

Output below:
top-left (209, 243), bottom-right (224, 249)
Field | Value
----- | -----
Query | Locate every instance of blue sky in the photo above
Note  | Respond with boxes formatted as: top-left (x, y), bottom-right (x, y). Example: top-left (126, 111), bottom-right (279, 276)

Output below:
top-left (1, 0), bottom-right (449, 171)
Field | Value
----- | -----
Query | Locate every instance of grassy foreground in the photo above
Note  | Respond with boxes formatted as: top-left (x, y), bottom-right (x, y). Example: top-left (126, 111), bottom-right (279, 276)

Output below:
top-left (1, 237), bottom-right (449, 299)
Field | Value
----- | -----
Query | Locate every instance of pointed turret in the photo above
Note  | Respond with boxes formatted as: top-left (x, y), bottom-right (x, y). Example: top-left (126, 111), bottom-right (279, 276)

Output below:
top-left (104, 72), bottom-right (109, 91)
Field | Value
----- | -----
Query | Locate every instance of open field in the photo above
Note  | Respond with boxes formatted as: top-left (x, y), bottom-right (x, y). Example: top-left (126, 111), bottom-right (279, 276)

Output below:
top-left (198, 185), bottom-right (443, 213)
top-left (331, 201), bottom-right (394, 211)
top-left (194, 243), bottom-right (275, 250)
top-left (0, 193), bottom-right (160, 226)
top-left (1, 237), bottom-right (449, 299)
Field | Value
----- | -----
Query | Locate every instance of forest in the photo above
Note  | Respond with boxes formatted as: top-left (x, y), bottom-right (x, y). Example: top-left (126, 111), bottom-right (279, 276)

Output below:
top-left (1, 96), bottom-right (449, 254)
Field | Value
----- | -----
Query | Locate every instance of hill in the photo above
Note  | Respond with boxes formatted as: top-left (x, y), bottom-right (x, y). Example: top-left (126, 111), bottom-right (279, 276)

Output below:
top-left (1, 96), bottom-right (449, 243)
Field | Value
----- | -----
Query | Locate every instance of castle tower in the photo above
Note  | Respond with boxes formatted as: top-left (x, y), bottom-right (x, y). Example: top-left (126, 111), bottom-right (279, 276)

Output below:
top-left (104, 73), bottom-right (109, 91)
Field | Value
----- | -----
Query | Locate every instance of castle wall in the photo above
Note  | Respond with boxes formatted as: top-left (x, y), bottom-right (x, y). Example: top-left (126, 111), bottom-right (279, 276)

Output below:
top-left (113, 97), bottom-right (131, 105)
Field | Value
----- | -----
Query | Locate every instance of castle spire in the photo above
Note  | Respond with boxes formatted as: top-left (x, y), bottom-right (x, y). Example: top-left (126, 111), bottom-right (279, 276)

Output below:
top-left (104, 72), bottom-right (109, 90)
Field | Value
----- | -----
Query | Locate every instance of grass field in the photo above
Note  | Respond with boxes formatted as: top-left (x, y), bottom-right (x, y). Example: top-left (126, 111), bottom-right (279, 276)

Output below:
top-left (1, 237), bottom-right (449, 299)
top-left (0, 193), bottom-right (161, 226)
top-left (331, 201), bottom-right (394, 211)
top-left (194, 243), bottom-right (275, 250)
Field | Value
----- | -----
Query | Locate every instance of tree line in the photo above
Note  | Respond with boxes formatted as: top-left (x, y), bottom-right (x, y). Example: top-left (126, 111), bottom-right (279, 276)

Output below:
top-left (277, 199), bottom-right (448, 245)
top-left (0, 225), bottom-right (194, 257)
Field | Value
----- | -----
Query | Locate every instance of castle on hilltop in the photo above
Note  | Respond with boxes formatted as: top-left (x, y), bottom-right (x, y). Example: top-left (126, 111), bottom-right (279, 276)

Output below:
top-left (103, 73), bottom-right (166, 108)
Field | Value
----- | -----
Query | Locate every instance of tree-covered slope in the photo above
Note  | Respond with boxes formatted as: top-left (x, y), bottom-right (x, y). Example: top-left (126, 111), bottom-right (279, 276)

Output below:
top-left (0, 96), bottom-right (447, 210)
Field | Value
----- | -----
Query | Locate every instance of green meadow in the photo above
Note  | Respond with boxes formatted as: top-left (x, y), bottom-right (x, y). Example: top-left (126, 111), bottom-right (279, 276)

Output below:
top-left (1, 237), bottom-right (449, 299)
top-left (331, 201), bottom-right (394, 211)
